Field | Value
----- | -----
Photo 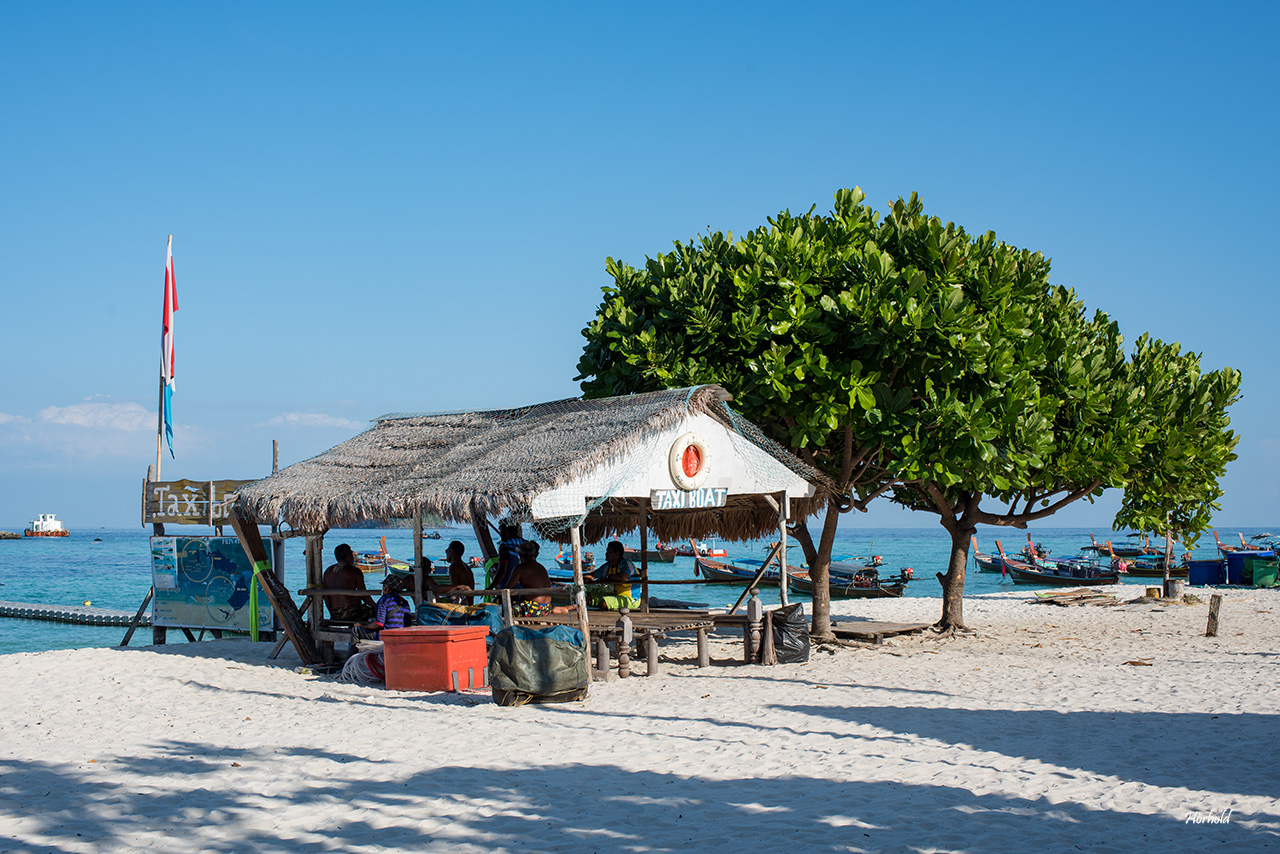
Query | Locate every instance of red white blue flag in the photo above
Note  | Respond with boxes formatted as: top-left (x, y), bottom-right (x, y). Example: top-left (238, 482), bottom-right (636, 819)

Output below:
top-left (161, 235), bottom-right (178, 457)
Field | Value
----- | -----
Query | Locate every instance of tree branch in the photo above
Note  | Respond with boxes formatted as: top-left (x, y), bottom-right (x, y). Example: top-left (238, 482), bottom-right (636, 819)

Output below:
top-left (923, 482), bottom-right (959, 533)
top-left (973, 480), bottom-right (1102, 527)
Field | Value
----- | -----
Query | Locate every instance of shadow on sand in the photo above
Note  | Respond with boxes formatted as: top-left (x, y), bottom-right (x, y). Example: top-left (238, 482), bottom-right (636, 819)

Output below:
top-left (0, 738), bottom-right (1272, 853)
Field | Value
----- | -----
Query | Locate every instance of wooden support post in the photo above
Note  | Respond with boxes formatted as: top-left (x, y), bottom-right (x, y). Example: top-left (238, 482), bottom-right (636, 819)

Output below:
top-left (1206, 594), bottom-right (1223, 637)
top-left (645, 632), bottom-right (659, 675)
top-left (617, 608), bottom-right (633, 678)
top-left (500, 588), bottom-right (514, 628)
top-left (777, 492), bottom-right (789, 608)
top-left (746, 590), bottom-right (763, 664)
top-left (696, 628), bottom-right (710, 668)
top-left (304, 536), bottom-right (323, 629)
top-left (228, 511), bottom-right (321, 665)
top-left (594, 637), bottom-right (609, 679)
top-left (570, 524), bottom-right (589, 647)
top-left (761, 609), bottom-right (777, 665)
top-left (638, 509), bottom-right (650, 613)
top-left (412, 510), bottom-right (424, 609)
top-left (119, 587), bottom-right (154, 647)
top-left (150, 516), bottom-right (166, 644)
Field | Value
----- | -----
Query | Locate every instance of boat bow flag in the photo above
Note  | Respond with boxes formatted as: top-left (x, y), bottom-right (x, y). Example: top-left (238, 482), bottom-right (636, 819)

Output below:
top-left (161, 235), bottom-right (178, 457)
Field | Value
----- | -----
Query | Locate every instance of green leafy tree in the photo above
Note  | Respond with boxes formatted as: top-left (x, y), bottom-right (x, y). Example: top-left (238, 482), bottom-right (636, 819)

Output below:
top-left (1111, 335), bottom-right (1242, 576)
top-left (868, 197), bottom-right (1143, 631)
top-left (577, 188), bottom-right (1239, 636)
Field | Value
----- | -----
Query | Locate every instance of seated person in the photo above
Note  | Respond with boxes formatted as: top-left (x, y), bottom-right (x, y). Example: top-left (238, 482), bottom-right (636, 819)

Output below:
top-left (352, 570), bottom-right (415, 640)
top-left (425, 540), bottom-right (476, 605)
top-left (587, 541), bottom-right (640, 610)
top-left (322, 543), bottom-right (375, 622)
top-left (503, 540), bottom-right (572, 617)
top-left (493, 519), bottom-right (526, 588)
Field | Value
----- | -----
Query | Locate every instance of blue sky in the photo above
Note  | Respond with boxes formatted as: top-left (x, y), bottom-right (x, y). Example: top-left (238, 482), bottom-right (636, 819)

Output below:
top-left (1, 2), bottom-right (1276, 530)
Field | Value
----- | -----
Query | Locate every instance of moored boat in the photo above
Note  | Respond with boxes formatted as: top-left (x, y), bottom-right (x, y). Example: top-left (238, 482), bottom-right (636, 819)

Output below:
top-left (677, 538), bottom-right (727, 558)
top-left (1212, 529), bottom-right (1248, 555)
top-left (995, 541), bottom-right (1118, 586)
top-left (24, 514), bottom-right (69, 537)
top-left (971, 539), bottom-right (1003, 572)
top-left (355, 536), bottom-right (412, 574)
top-left (624, 544), bottom-right (677, 563)
top-left (789, 567), bottom-right (911, 599)
top-left (696, 555), bottom-right (783, 585)
top-left (1117, 557), bottom-right (1188, 578)
top-left (1103, 542), bottom-right (1188, 578)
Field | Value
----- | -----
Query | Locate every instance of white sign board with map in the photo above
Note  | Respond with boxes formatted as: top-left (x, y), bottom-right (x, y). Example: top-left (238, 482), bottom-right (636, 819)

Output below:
top-left (150, 536), bottom-right (273, 632)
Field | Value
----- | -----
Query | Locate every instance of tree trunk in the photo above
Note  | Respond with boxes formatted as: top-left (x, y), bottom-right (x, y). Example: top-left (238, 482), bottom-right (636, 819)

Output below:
top-left (807, 503), bottom-right (842, 640)
top-left (937, 522), bottom-right (973, 631)
top-left (789, 522), bottom-right (819, 568)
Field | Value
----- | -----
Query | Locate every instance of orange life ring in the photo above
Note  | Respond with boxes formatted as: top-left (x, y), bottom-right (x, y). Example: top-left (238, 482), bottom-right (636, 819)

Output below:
top-left (668, 432), bottom-right (710, 489)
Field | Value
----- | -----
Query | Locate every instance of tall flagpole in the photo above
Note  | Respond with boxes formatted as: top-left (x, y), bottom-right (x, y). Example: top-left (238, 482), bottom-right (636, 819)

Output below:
top-left (155, 375), bottom-right (164, 483)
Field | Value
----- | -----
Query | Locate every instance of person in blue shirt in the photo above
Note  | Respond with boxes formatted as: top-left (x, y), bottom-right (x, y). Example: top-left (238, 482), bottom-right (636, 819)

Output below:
top-left (493, 519), bottom-right (525, 588)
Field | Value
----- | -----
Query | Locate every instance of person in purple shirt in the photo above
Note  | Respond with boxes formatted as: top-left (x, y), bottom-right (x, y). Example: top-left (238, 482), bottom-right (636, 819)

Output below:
top-left (352, 570), bottom-right (414, 641)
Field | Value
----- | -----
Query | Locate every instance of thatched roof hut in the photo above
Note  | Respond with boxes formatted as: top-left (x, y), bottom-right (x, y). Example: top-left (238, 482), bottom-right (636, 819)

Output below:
top-left (233, 385), bottom-right (833, 543)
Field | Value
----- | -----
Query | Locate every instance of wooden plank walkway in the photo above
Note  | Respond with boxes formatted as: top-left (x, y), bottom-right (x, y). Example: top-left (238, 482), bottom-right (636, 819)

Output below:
top-left (0, 600), bottom-right (149, 627)
top-left (831, 620), bottom-right (931, 644)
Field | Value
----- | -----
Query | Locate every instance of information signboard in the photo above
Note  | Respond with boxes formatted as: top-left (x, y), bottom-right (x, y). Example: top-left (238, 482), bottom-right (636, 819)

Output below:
top-left (150, 536), bottom-right (272, 632)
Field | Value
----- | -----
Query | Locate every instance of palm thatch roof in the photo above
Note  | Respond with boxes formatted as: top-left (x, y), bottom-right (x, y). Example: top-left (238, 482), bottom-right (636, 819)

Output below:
top-left (233, 385), bottom-right (834, 542)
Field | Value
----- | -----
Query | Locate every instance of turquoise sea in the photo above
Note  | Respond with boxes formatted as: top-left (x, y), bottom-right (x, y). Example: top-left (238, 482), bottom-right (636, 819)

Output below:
top-left (0, 523), bottom-right (1263, 656)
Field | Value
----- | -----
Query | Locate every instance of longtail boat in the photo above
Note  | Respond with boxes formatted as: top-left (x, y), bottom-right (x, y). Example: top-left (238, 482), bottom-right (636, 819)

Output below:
top-left (1213, 530), bottom-right (1247, 555)
top-left (1104, 542), bottom-right (1187, 578)
top-left (624, 545), bottom-right (677, 563)
top-left (996, 540), bottom-right (1119, 586)
top-left (971, 539), bottom-right (1003, 573)
top-left (695, 555), bottom-right (792, 585)
top-left (788, 571), bottom-right (907, 599)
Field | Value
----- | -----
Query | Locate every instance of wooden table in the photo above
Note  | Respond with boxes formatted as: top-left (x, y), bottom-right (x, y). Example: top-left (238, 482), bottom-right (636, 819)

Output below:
top-left (513, 610), bottom-right (714, 678)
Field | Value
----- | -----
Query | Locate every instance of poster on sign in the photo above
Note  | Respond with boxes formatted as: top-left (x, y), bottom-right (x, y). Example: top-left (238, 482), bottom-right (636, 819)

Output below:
top-left (150, 536), bottom-right (272, 631)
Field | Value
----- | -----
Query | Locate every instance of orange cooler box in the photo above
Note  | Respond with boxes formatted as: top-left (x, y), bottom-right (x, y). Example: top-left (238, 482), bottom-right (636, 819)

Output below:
top-left (381, 626), bottom-right (490, 692)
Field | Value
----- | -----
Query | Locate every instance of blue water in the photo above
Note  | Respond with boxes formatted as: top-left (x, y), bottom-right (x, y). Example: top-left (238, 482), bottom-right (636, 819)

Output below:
top-left (0, 523), bottom-right (1259, 655)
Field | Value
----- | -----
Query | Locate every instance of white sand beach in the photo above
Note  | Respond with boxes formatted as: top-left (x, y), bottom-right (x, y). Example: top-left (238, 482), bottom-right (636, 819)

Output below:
top-left (1, 587), bottom-right (1276, 853)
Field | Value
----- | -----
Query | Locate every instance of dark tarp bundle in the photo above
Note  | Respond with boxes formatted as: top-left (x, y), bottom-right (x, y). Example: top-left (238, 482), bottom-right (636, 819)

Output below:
top-left (489, 625), bottom-right (589, 706)
top-left (771, 603), bottom-right (810, 664)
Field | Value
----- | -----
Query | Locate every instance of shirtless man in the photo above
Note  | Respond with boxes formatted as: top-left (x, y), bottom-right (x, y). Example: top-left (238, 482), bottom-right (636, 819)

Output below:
top-left (322, 544), bottom-right (374, 622)
top-left (426, 540), bottom-right (476, 605)
top-left (503, 540), bottom-right (568, 616)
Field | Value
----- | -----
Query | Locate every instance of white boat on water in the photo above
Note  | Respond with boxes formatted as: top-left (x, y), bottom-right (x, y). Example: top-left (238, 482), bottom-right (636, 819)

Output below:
top-left (25, 513), bottom-right (69, 537)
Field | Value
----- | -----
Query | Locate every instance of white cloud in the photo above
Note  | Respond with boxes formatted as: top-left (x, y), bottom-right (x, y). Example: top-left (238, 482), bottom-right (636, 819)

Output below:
top-left (37, 401), bottom-right (151, 431)
top-left (0, 399), bottom-right (157, 464)
top-left (259, 412), bottom-right (365, 430)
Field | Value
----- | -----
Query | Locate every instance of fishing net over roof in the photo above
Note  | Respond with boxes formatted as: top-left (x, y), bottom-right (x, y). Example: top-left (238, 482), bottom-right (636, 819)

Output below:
top-left (233, 385), bottom-right (834, 542)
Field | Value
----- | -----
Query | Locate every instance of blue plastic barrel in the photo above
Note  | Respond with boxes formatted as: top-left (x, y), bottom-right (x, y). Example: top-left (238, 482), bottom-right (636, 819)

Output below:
top-left (1186, 558), bottom-right (1226, 586)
